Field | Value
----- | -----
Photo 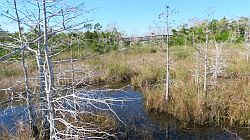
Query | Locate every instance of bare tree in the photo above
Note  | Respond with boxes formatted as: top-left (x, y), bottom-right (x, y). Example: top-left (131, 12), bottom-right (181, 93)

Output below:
top-left (211, 41), bottom-right (227, 82)
top-left (0, 0), bottom-right (126, 139)
top-left (13, 0), bottom-right (38, 137)
top-left (244, 22), bottom-right (250, 62)
top-left (158, 5), bottom-right (176, 101)
top-left (164, 6), bottom-right (171, 101)
top-left (203, 30), bottom-right (209, 95)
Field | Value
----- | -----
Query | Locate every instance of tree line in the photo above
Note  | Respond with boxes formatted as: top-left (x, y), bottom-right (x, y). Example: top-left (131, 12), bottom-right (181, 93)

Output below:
top-left (1, 16), bottom-right (250, 59)
top-left (170, 17), bottom-right (250, 46)
top-left (0, 22), bottom-right (122, 59)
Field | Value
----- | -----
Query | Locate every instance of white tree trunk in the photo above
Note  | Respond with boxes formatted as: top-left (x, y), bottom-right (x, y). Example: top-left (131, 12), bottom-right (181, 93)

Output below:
top-left (204, 31), bottom-right (209, 96)
top-left (22, 50), bottom-right (38, 138)
top-left (13, 0), bottom-right (38, 138)
top-left (42, 0), bottom-right (55, 139)
top-left (165, 6), bottom-right (170, 101)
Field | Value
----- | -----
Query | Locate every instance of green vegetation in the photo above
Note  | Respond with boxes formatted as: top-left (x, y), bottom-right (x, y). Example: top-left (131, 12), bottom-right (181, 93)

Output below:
top-left (170, 17), bottom-right (250, 46)
top-left (1, 17), bottom-right (250, 59)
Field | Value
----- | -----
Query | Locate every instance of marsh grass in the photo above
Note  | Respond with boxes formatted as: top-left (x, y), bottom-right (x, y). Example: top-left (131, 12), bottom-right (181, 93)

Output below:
top-left (0, 62), bottom-right (22, 78)
top-left (142, 73), bottom-right (249, 126)
top-left (104, 62), bottom-right (135, 82)
top-left (131, 64), bottom-right (165, 88)
top-left (0, 43), bottom-right (249, 127)
top-left (87, 43), bottom-right (250, 126)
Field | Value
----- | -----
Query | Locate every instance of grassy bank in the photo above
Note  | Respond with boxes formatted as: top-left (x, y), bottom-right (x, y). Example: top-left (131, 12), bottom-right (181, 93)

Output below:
top-left (86, 43), bottom-right (250, 126)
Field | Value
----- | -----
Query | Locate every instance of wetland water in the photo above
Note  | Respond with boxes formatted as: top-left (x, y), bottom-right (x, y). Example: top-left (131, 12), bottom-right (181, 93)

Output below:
top-left (0, 87), bottom-right (249, 140)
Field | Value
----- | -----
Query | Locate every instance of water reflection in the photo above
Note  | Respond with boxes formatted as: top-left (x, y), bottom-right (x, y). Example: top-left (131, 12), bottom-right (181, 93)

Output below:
top-left (0, 86), bottom-right (249, 140)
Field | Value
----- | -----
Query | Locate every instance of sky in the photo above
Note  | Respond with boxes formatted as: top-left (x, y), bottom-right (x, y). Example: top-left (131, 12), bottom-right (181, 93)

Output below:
top-left (84, 0), bottom-right (250, 36)
top-left (1, 0), bottom-right (250, 36)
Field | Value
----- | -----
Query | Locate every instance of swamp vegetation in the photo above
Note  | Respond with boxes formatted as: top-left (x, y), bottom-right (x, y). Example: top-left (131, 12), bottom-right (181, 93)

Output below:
top-left (1, 41), bottom-right (249, 139)
top-left (0, 1), bottom-right (249, 139)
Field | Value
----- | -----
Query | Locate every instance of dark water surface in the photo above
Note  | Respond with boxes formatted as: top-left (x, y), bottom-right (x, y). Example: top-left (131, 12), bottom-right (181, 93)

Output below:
top-left (0, 86), bottom-right (249, 140)
top-left (98, 86), bottom-right (249, 140)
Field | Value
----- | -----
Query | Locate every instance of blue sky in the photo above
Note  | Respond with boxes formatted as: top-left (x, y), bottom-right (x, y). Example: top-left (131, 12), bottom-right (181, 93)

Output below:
top-left (1, 0), bottom-right (250, 36)
top-left (85, 0), bottom-right (250, 36)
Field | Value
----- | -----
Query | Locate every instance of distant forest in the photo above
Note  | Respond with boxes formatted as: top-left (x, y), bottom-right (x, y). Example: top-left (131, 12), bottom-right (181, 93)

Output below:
top-left (1, 17), bottom-right (250, 56)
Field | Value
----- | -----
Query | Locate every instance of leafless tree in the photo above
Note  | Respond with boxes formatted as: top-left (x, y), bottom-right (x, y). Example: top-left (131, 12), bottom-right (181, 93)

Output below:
top-left (244, 22), bottom-right (250, 62)
top-left (164, 6), bottom-right (170, 101)
top-left (211, 41), bottom-right (227, 83)
top-left (203, 30), bottom-right (209, 95)
top-left (158, 5), bottom-right (176, 101)
top-left (0, 0), bottom-right (126, 139)
top-left (13, 0), bottom-right (38, 138)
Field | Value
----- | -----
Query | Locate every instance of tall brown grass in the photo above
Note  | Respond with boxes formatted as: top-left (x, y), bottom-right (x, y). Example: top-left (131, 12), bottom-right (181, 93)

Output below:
top-left (86, 44), bottom-right (250, 126)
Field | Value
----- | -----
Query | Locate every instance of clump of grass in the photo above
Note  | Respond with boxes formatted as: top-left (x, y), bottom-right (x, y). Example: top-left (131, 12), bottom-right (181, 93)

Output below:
top-left (143, 73), bottom-right (250, 126)
top-left (128, 44), bottom-right (160, 55)
top-left (131, 64), bottom-right (165, 88)
top-left (104, 62), bottom-right (135, 82)
top-left (221, 78), bottom-right (250, 125)
top-left (172, 46), bottom-right (192, 59)
top-left (87, 52), bottom-right (136, 83)
top-left (226, 60), bottom-right (250, 74)
top-left (0, 63), bottom-right (22, 78)
top-left (0, 68), bottom-right (20, 78)
top-left (143, 86), bottom-right (167, 113)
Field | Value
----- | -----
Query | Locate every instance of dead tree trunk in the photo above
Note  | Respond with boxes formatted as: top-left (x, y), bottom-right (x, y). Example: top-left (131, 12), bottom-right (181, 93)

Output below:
top-left (165, 6), bottom-right (170, 101)
top-left (22, 50), bottom-right (39, 138)
top-left (35, 2), bottom-right (48, 138)
top-left (204, 31), bottom-right (209, 96)
top-left (212, 42), bottom-right (224, 80)
top-left (13, 0), bottom-right (38, 138)
top-left (244, 23), bottom-right (250, 63)
top-left (42, 0), bottom-right (55, 139)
